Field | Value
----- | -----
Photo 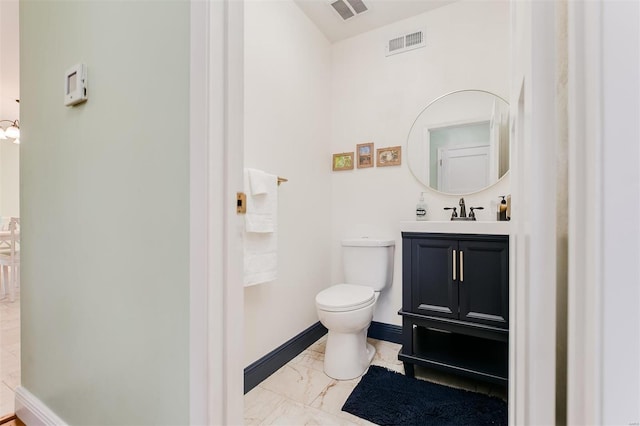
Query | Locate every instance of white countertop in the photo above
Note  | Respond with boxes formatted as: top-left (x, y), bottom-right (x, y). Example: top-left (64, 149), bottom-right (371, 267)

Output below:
top-left (400, 220), bottom-right (510, 235)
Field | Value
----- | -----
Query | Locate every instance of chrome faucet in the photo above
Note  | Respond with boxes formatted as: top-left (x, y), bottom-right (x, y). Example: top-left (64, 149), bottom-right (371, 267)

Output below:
top-left (459, 198), bottom-right (467, 218)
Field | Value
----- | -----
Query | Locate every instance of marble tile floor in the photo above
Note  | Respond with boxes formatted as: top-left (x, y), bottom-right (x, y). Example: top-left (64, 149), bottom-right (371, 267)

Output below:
top-left (245, 335), bottom-right (507, 425)
top-left (0, 291), bottom-right (20, 418)
top-left (0, 297), bottom-right (507, 424)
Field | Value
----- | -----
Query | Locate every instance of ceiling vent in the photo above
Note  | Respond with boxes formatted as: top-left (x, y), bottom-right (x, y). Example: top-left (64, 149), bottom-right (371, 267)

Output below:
top-left (385, 30), bottom-right (426, 57)
top-left (330, 0), bottom-right (368, 21)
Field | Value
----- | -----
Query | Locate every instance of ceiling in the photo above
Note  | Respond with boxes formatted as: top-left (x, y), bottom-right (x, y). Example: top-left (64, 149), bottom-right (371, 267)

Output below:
top-left (293, 0), bottom-right (457, 43)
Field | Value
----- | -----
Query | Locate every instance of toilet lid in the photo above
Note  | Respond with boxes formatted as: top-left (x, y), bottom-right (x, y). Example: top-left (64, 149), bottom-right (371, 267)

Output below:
top-left (316, 284), bottom-right (375, 312)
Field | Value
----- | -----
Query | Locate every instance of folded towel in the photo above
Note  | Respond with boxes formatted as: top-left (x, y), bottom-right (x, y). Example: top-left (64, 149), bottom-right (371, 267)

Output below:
top-left (248, 168), bottom-right (271, 195)
top-left (244, 230), bottom-right (277, 286)
top-left (244, 168), bottom-right (278, 286)
top-left (244, 168), bottom-right (277, 233)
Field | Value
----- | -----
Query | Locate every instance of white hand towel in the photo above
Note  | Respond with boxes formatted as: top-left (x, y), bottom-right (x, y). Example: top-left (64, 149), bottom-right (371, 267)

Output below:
top-left (243, 168), bottom-right (278, 286)
top-left (245, 168), bottom-right (277, 233)
top-left (244, 227), bottom-right (277, 286)
top-left (248, 168), bottom-right (271, 195)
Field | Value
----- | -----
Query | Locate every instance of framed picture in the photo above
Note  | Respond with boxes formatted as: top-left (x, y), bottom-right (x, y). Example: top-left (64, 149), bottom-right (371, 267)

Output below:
top-left (377, 146), bottom-right (402, 167)
top-left (356, 142), bottom-right (374, 169)
top-left (332, 152), bottom-right (354, 171)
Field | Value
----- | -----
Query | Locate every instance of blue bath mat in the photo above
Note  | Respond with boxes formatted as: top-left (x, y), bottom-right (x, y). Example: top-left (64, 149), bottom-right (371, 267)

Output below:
top-left (342, 366), bottom-right (507, 426)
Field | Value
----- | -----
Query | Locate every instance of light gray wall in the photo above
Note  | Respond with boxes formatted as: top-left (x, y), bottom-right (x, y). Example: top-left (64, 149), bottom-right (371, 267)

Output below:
top-left (20, 1), bottom-right (190, 424)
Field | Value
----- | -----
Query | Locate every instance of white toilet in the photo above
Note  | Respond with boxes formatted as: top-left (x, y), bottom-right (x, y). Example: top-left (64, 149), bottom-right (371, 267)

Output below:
top-left (315, 237), bottom-right (395, 380)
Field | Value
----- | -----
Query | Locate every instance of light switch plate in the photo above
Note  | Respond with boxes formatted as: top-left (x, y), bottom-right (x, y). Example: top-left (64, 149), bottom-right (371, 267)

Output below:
top-left (64, 63), bottom-right (88, 106)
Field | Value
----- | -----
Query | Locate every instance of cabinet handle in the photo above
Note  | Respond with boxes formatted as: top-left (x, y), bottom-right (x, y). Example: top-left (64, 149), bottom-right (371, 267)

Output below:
top-left (460, 251), bottom-right (464, 282)
top-left (453, 249), bottom-right (457, 280)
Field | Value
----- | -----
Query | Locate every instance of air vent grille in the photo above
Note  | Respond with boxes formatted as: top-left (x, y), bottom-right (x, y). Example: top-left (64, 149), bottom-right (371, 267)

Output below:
top-left (331, 0), bottom-right (354, 20)
top-left (388, 36), bottom-right (404, 53)
top-left (406, 31), bottom-right (423, 47)
top-left (386, 30), bottom-right (426, 57)
top-left (346, 0), bottom-right (368, 14)
top-left (330, 0), bottom-right (368, 21)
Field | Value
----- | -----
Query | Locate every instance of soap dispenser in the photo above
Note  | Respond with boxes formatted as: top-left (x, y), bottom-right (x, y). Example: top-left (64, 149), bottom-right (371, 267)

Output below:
top-left (416, 192), bottom-right (427, 221)
top-left (498, 196), bottom-right (508, 221)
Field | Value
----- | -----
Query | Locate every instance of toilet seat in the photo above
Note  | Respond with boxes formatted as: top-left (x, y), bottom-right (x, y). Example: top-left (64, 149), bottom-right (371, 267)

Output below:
top-left (316, 284), bottom-right (375, 312)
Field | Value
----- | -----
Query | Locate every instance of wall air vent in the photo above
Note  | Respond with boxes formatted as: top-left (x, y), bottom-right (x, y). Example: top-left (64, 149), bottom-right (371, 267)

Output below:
top-left (330, 0), bottom-right (368, 21)
top-left (388, 36), bottom-right (404, 53)
top-left (406, 31), bottom-right (423, 48)
top-left (386, 30), bottom-right (426, 57)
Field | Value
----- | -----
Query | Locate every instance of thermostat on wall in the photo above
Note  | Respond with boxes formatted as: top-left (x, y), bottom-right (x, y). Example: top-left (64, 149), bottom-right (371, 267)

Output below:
top-left (64, 63), bottom-right (88, 106)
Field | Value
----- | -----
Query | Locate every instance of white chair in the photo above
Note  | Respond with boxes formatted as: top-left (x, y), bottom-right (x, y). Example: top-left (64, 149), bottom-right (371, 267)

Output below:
top-left (0, 217), bottom-right (20, 302)
top-left (0, 217), bottom-right (12, 251)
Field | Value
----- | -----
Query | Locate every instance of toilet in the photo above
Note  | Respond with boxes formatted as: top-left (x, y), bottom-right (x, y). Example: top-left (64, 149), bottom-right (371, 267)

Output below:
top-left (315, 237), bottom-right (395, 380)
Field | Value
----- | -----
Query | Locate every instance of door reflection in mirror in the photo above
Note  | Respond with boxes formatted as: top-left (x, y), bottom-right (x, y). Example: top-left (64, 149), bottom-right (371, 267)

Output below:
top-left (407, 90), bottom-right (509, 195)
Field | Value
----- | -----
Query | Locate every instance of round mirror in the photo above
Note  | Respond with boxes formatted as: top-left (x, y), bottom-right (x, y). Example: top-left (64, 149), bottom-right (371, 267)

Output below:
top-left (406, 90), bottom-right (510, 195)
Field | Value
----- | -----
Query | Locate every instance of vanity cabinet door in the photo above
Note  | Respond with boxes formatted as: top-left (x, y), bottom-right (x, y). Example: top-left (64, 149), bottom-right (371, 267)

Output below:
top-left (457, 239), bottom-right (509, 329)
top-left (410, 238), bottom-right (458, 319)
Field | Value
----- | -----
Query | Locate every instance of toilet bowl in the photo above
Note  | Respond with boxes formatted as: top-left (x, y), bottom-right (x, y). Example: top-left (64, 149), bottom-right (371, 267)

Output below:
top-left (316, 284), bottom-right (378, 380)
top-left (315, 238), bottom-right (394, 380)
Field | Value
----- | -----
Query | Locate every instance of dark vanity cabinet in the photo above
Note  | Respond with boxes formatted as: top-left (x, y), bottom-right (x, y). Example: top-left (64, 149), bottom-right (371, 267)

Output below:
top-left (399, 232), bottom-right (509, 385)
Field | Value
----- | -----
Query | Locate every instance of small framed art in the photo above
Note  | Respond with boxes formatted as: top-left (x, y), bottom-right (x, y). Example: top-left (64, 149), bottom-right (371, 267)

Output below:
top-left (356, 142), bottom-right (374, 169)
top-left (377, 146), bottom-right (402, 167)
top-left (332, 152), bottom-right (354, 171)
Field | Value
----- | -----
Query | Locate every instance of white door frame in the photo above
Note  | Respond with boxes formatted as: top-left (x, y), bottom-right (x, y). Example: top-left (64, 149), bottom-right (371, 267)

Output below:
top-left (566, 2), bottom-right (603, 422)
top-left (190, 0), bottom-right (244, 424)
top-left (509, 1), bottom-right (559, 424)
top-left (567, 1), bottom-right (640, 424)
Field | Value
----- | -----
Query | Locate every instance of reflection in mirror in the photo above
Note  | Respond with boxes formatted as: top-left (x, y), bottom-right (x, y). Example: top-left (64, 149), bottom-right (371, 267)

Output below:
top-left (407, 90), bottom-right (509, 195)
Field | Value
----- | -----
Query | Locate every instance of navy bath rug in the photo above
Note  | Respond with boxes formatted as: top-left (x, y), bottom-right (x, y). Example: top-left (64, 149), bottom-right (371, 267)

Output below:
top-left (342, 366), bottom-right (507, 426)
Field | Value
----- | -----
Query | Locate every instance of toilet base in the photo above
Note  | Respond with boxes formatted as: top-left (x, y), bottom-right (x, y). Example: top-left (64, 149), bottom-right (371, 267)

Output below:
top-left (323, 327), bottom-right (376, 380)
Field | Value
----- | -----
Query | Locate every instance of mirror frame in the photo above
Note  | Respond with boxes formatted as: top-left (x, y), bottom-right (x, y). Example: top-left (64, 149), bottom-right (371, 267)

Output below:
top-left (406, 89), bottom-right (510, 196)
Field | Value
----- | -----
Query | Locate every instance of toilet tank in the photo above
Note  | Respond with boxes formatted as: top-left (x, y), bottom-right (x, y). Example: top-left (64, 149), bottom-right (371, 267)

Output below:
top-left (341, 238), bottom-right (395, 291)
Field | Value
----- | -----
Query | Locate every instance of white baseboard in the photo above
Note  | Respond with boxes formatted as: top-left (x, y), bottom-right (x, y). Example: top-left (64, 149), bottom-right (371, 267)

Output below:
top-left (14, 386), bottom-right (68, 426)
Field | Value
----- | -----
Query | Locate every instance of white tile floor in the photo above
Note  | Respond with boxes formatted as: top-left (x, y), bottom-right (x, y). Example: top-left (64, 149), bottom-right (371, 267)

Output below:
top-left (244, 335), bottom-right (507, 425)
top-left (0, 290), bottom-right (20, 417)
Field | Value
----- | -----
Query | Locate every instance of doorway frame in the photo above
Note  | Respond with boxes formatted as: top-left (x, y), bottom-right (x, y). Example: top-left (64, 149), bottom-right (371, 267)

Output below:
top-left (190, 1), bottom-right (640, 424)
top-left (190, 0), bottom-right (244, 424)
top-left (509, 1), bottom-right (560, 424)
top-left (566, 1), bottom-right (640, 423)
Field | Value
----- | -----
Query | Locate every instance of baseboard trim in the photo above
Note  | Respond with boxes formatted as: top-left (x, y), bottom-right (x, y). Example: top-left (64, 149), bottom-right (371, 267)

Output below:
top-left (0, 414), bottom-right (17, 425)
top-left (368, 321), bottom-right (403, 344)
top-left (244, 322), bottom-right (327, 394)
top-left (15, 386), bottom-right (68, 426)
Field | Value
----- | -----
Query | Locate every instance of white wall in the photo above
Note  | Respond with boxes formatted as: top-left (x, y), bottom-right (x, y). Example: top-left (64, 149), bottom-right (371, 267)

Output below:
top-left (20, 1), bottom-right (190, 424)
top-left (330, 0), bottom-right (510, 326)
top-left (244, 0), bottom-right (332, 365)
top-left (0, 0), bottom-right (20, 218)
